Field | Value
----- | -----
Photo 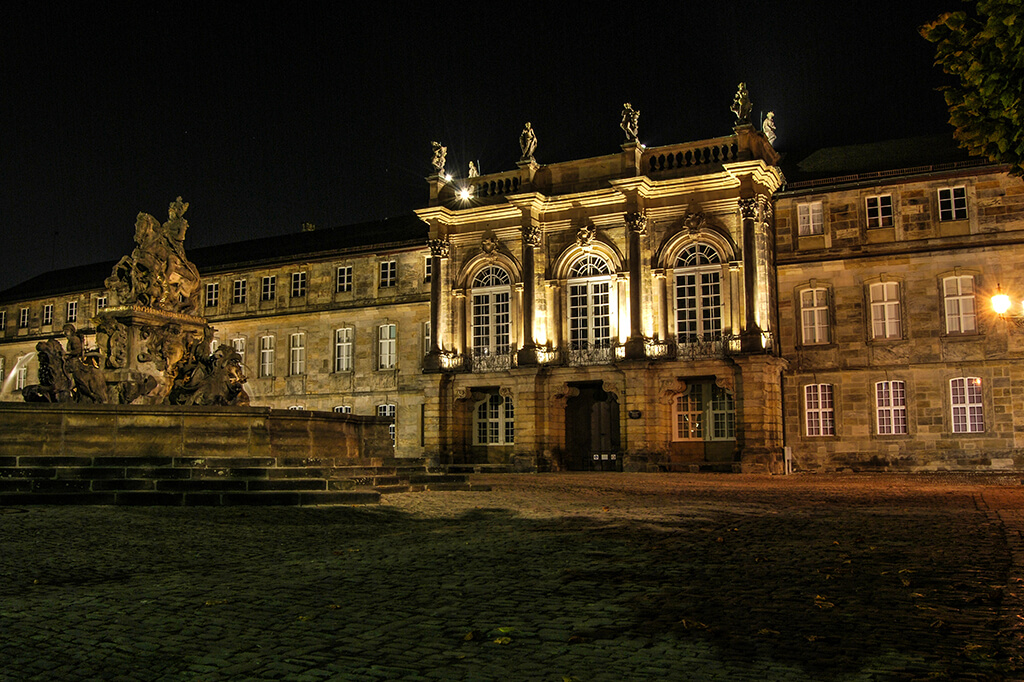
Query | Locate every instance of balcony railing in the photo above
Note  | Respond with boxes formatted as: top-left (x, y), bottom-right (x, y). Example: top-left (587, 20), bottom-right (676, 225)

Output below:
top-left (565, 342), bottom-right (615, 367)
top-left (468, 348), bottom-right (515, 373)
top-left (645, 135), bottom-right (740, 174)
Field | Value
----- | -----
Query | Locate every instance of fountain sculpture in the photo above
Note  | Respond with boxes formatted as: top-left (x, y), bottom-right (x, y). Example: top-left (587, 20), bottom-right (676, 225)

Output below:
top-left (21, 197), bottom-right (249, 406)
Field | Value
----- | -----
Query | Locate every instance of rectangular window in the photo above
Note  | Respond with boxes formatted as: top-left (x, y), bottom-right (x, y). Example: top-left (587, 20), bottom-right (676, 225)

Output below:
top-left (869, 282), bottom-right (901, 339)
top-left (423, 321), bottom-right (431, 355)
top-left (805, 384), bottom-right (835, 436)
top-left (675, 270), bottom-right (722, 342)
top-left (42, 304), bottom-right (53, 326)
top-left (336, 266), bottom-right (352, 293)
top-left (800, 288), bottom-right (830, 345)
top-left (710, 386), bottom-right (736, 440)
top-left (472, 291), bottom-right (511, 356)
top-left (334, 327), bottom-right (353, 372)
top-left (66, 301), bottom-right (77, 324)
top-left (943, 275), bottom-right (976, 334)
top-left (380, 261), bottom-right (397, 288)
top-left (938, 186), bottom-right (968, 221)
top-left (259, 335), bottom-right (275, 378)
top-left (95, 296), bottom-right (107, 314)
top-left (951, 377), bottom-right (984, 433)
top-left (289, 332), bottom-right (306, 375)
top-left (378, 324), bottom-right (396, 369)
top-left (0, 311), bottom-right (5, 329)
top-left (866, 194), bottom-right (893, 228)
top-left (673, 393), bottom-right (702, 441)
top-left (19, 307), bottom-right (29, 328)
top-left (16, 364), bottom-right (27, 390)
top-left (424, 257), bottom-right (432, 283)
top-left (262, 276), bottom-right (276, 301)
top-left (288, 405), bottom-right (304, 411)
top-left (334, 405), bottom-right (352, 414)
top-left (569, 282), bottom-right (611, 349)
top-left (876, 381), bottom-right (908, 435)
top-left (378, 403), bottom-right (397, 444)
top-left (230, 337), bottom-right (245, 364)
top-left (0, 357), bottom-right (4, 380)
top-left (291, 271), bottom-right (307, 298)
top-left (798, 201), bottom-right (824, 236)
top-left (205, 283), bottom-right (219, 308)
top-left (232, 279), bottom-right (247, 305)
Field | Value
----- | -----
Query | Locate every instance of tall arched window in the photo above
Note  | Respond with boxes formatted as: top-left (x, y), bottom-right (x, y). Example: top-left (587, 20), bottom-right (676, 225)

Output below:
top-left (471, 266), bottom-right (512, 358)
top-left (567, 255), bottom-right (612, 350)
top-left (674, 243), bottom-right (723, 342)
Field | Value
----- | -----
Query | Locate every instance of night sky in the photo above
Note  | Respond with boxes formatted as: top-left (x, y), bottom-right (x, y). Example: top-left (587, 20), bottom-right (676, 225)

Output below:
top-left (1, 2), bottom-right (957, 292)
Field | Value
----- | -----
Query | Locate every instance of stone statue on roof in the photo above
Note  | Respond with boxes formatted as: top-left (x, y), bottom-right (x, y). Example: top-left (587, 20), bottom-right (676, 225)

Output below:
top-left (763, 111), bottom-right (777, 145)
top-left (431, 141), bottom-right (447, 176)
top-left (620, 103), bottom-right (640, 141)
top-left (731, 82), bottom-right (753, 124)
top-left (519, 122), bottom-right (537, 162)
top-left (468, 161), bottom-right (479, 178)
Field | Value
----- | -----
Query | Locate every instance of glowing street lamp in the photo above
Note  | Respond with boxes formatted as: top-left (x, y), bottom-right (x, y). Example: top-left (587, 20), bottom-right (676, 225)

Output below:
top-left (992, 284), bottom-right (1011, 315)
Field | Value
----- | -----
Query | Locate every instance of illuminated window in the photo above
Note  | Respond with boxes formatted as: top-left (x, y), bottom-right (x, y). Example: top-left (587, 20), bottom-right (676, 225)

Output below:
top-left (672, 383), bottom-right (735, 442)
top-left (950, 377), bottom-right (984, 433)
top-left (798, 201), bottom-right (824, 236)
top-left (673, 392), bottom-right (703, 441)
top-left (378, 324), bottom-right (396, 369)
top-left (380, 261), bottom-right (397, 288)
top-left (230, 337), bottom-right (245, 365)
top-left (942, 275), bottom-right (976, 334)
top-left (804, 384), bottom-right (835, 436)
top-left (66, 301), bottom-right (77, 324)
top-left (568, 255), bottom-right (612, 351)
top-left (800, 287), bottom-right (830, 345)
top-left (869, 282), bottom-right (902, 339)
top-left (866, 194), bottom-right (893, 228)
top-left (471, 267), bottom-right (511, 359)
top-left (474, 392), bottom-right (515, 445)
top-left (205, 283), bottom-right (219, 308)
top-left (259, 336), bottom-right (275, 377)
top-left (938, 186), bottom-right (967, 221)
top-left (232, 279), bottom-right (247, 305)
top-left (377, 403), bottom-right (396, 444)
top-left (42, 304), bottom-right (53, 326)
top-left (336, 266), bottom-right (352, 293)
top-left (289, 333), bottom-right (306, 375)
top-left (334, 327), bottom-right (353, 372)
top-left (675, 243), bottom-right (723, 343)
top-left (261, 276), bottom-right (276, 301)
top-left (876, 381), bottom-right (907, 435)
top-left (291, 271), bottom-right (307, 298)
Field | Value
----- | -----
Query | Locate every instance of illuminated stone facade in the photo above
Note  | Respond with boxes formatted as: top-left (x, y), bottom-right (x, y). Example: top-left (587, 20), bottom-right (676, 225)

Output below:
top-left (3, 131), bottom-right (1023, 473)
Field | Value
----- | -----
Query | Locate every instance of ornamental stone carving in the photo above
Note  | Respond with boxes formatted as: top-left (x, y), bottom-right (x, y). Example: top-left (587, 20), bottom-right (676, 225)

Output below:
top-left (481, 236), bottom-right (498, 254)
top-left (519, 122), bottom-right (537, 162)
top-left (427, 238), bottom-right (451, 258)
top-left (625, 211), bottom-right (647, 236)
top-left (684, 211), bottom-right (708, 234)
top-left (620, 103), bottom-right (640, 141)
top-left (738, 198), bottom-right (759, 220)
top-left (523, 225), bottom-right (543, 247)
top-left (763, 111), bottom-right (777, 145)
top-left (576, 224), bottom-right (596, 248)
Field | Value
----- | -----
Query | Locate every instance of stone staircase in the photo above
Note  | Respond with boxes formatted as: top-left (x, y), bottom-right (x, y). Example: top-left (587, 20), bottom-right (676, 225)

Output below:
top-left (0, 455), bottom-right (489, 506)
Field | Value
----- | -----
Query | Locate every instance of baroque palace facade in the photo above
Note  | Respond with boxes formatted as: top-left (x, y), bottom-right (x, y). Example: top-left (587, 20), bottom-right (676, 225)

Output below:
top-left (2, 121), bottom-right (1023, 473)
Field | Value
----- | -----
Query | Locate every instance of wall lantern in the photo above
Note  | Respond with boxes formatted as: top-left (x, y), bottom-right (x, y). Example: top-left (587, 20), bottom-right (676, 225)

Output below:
top-left (991, 283), bottom-right (1024, 328)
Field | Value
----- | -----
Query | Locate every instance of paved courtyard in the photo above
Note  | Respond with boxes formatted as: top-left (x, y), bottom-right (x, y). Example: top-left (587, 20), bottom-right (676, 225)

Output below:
top-left (2, 473), bottom-right (1024, 681)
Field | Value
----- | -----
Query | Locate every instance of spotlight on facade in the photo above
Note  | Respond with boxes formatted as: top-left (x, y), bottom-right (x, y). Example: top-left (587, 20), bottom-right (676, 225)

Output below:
top-left (458, 187), bottom-right (471, 201)
top-left (444, 173), bottom-right (453, 182)
top-left (992, 285), bottom-right (1012, 315)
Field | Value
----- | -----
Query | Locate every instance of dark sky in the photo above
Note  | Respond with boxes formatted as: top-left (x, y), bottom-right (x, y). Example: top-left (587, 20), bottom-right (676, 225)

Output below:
top-left (1, 2), bottom-right (956, 292)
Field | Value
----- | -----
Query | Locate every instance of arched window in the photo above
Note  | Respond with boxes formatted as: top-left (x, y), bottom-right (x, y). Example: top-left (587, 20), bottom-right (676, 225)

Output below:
top-left (471, 266), bottom-right (511, 358)
top-left (674, 243), bottom-right (723, 343)
top-left (567, 255), bottom-right (612, 350)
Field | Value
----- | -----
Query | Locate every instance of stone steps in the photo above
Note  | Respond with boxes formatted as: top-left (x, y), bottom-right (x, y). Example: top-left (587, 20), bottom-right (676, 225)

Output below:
top-left (0, 457), bottom-right (482, 506)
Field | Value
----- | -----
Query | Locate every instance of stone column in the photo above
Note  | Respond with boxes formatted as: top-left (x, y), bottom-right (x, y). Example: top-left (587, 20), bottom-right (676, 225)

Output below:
top-left (739, 198), bottom-right (763, 352)
top-left (517, 225), bottom-right (543, 366)
top-left (423, 237), bottom-right (450, 371)
top-left (623, 210), bottom-right (648, 359)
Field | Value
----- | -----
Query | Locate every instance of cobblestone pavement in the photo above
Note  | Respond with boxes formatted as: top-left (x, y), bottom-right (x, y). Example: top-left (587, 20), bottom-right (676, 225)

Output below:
top-left (2, 473), bottom-right (1024, 681)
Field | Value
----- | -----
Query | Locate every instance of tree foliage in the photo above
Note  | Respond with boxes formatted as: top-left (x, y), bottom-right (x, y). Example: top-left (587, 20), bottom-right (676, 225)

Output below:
top-left (921, 1), bottom-right (1024, 175)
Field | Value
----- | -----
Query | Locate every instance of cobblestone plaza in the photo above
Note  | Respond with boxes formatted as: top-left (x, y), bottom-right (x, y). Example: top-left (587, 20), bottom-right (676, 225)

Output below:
top-left (2, 473), bottom-right (1023, 681)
